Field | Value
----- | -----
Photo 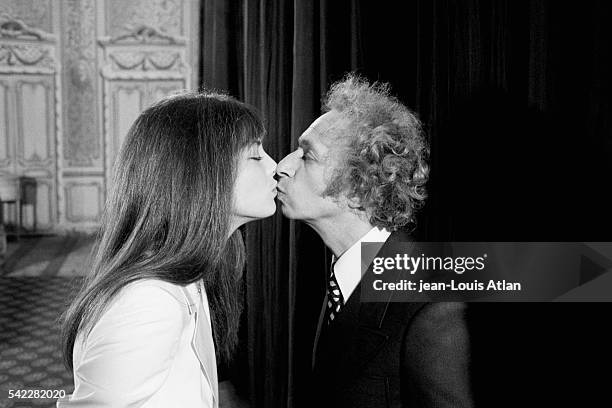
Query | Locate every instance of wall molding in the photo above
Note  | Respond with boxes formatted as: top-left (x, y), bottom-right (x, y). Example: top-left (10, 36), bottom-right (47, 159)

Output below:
top-left (1, 0), bottom-right (199, 231)
top-left (0, 13), bottom-right (56, 42)
top-left (64, 180), bottom-right (102, 223)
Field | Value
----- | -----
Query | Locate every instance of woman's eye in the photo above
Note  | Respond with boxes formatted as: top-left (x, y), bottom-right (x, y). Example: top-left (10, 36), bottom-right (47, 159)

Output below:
top-left (250, 156), bottom-right (263, 161)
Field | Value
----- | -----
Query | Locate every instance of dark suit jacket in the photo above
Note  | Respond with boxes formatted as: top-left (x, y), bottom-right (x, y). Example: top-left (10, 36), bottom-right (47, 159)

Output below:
top-left (311, 230), bottom-right (473, 408)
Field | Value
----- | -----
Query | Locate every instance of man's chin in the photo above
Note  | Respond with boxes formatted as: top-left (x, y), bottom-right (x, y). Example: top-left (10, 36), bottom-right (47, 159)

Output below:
top-left (278, 201), bottom-right (301, 220)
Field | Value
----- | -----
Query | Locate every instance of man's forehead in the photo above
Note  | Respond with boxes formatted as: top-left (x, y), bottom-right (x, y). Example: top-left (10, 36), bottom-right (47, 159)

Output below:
top-left (299, 110), bottom-right (348, 147)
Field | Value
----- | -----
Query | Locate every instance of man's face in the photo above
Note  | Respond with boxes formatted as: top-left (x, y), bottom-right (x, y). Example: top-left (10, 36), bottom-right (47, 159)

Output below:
top-left (276, 110), bottom-right (349, 222)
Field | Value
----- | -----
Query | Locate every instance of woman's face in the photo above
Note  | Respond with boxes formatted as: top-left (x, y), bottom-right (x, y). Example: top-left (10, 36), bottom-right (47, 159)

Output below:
top-left (232, 142), bottom-right (278, 230)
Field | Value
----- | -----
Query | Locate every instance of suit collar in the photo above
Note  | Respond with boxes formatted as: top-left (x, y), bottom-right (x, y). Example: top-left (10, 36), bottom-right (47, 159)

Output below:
top-left (181, 283), bottom-right (219, 407)
top-left (333, 227), bottom-right (391, 302)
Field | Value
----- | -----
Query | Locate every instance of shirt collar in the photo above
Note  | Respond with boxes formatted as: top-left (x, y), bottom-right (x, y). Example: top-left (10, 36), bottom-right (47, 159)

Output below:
top-left (332, 226), bottom-right (391, 303)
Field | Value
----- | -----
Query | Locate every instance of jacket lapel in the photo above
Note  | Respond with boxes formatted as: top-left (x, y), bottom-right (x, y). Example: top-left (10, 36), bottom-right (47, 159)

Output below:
top-left (182, 285), bottom-right (219, 408)
top-left (312, 230), bottom-right (417, 380)
top-left (321, 283), bottom-right (391, 378)
top-left (312, 291), bottom-right (329, 370)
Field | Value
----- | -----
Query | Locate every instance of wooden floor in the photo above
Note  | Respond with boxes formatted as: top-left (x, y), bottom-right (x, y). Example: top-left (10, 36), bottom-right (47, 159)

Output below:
top-left (1, 233), bottom-right (93, 278)
top-left (0, 234), bottom-right (249, 408)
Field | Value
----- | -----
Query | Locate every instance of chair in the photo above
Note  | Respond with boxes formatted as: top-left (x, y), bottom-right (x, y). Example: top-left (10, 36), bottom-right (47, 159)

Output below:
top-left (20, 177), bottom-right (37, 233)
top-left (0, 175), bottom-right (37, 241)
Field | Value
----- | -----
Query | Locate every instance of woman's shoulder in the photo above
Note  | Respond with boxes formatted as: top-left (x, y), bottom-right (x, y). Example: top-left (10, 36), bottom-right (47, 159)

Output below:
top-left (81, 280), bottom-right (193, 352)
top-left (71, 280), bottom-right (199, 401)
top-left (119, 279), bottom-right (190, 306)
top-left (95, 279), bottom-right (192, 331)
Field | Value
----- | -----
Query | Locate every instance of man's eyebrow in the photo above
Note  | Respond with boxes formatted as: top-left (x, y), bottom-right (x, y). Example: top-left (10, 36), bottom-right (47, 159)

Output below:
top-left (298, 138), bottom-right (313, 150)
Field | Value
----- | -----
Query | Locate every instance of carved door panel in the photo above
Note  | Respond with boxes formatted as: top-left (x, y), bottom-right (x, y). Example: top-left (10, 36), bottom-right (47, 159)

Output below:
top-left (107, 80), bottom-right (147, 169)
top-left (0, 78), bottom-right (13, 173)
top-left (106, 79), bottom-right (185, 178)
top-left (0, 74), bottom-right (56, 229)
top-left (14, 76), bottom-right (55, 172)
top-left (1, 0), bottom-right (199, 231)
top-left (147, 80), bottom-right (185, 106)
top-left (0, 3), bottom-right (60, 231)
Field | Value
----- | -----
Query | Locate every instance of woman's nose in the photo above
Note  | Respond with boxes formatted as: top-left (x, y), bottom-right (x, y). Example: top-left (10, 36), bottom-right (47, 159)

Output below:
top-left (267, 156), bottom-right (278, 175)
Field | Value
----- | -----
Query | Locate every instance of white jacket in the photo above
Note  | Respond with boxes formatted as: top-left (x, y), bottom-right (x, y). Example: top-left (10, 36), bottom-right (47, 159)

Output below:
top-left (57, 279), bottom-right (218, 408)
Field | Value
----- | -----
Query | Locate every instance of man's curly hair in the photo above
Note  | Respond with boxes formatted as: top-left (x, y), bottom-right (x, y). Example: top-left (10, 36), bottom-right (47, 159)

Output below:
top-left (323, 74), bottom-right (429, 232)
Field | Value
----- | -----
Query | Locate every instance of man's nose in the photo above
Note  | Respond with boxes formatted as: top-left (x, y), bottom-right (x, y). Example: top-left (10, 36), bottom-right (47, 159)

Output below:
top-left (276, 152), bottom-right (296, 178)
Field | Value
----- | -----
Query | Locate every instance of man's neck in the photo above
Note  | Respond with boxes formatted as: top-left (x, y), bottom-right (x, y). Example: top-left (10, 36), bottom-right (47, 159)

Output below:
top-left (307, 212), bottom-right (374, 258)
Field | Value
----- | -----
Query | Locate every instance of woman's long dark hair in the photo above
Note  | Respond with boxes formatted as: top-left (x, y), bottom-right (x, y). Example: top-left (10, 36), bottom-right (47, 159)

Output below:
top-left (61, 91), bottom-right (264, 370)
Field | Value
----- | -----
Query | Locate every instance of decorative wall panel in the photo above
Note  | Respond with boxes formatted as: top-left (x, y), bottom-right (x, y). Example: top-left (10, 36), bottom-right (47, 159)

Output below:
top-left (106, 0), bottom-right (184, 38)
top-left (0, 0), bottom-right (53, 33)
top-left (0, 6), bottom-right (59, 230)
top-left (109, 81), bottom-right (145, 164)
top-left (0, 81), bottom-right (8, 166)
top-left (148, 80), bottom-right (184, 102)
top-left (99, 0), bottom-right (195, 194)
top-left (64, 180), bottom-right (102, 223)
top-left (61, 0), bottom-right (100, 168)
top-left (16, 77), bottom-right (53, 167)
top-left (0, 0), bottom-right (199, 231)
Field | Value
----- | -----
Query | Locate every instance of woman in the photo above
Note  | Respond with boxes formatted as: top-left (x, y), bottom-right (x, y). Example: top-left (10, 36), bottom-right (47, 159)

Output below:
top-left (57, 92), bottom-right (277, 407)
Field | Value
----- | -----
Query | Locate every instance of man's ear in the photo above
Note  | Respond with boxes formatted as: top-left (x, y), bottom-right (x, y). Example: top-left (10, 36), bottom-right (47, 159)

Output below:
top-left (346, 195), bottom-right (364, 211)
top-left (335, 191), bottom-right (370, 222)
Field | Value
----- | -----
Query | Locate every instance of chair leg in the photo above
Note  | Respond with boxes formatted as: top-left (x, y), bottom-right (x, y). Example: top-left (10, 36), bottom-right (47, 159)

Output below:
top-left (15, 200), bottom-right (20, 241)
top-left (0, 202), bottom-right (5, 257)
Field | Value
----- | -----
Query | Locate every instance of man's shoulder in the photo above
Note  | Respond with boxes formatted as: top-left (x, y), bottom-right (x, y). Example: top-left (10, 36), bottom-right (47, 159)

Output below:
top-left (400, 302), bottom-right (470, 347)
top-left (378, 301), bottom-right (468, 331)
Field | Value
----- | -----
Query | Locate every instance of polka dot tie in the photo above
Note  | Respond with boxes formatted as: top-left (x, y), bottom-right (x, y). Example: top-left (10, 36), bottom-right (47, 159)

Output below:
top-left (327, 272), bottom-right (344, 324)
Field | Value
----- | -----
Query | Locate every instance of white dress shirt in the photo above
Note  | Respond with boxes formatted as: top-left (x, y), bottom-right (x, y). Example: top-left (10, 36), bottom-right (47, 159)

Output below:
top-left (333, 226), bottom-right (391, 303)
top-left (57, 279), bottom-right (217, 408)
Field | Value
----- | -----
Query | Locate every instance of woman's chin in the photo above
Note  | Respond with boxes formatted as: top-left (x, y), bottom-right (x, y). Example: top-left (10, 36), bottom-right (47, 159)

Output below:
top-left (259, 193), bottom-right (279, 218)
top-left (263, 199), bottom-right (278, 217)
top-left (247, 201), bottom-right (278, 221)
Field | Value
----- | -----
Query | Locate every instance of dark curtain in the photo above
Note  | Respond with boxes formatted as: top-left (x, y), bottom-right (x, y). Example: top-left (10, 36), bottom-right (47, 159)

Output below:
top-left (355, 0), bottom-right (612, 242)
top-left (200, 1), bottom-right (363, 407)
top-left (200, 1), bottom-right (612, 407)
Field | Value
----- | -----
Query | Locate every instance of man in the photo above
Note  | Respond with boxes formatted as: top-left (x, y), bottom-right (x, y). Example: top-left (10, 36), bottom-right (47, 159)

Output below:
top-left (276, 75), bottom-right (472, 407)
